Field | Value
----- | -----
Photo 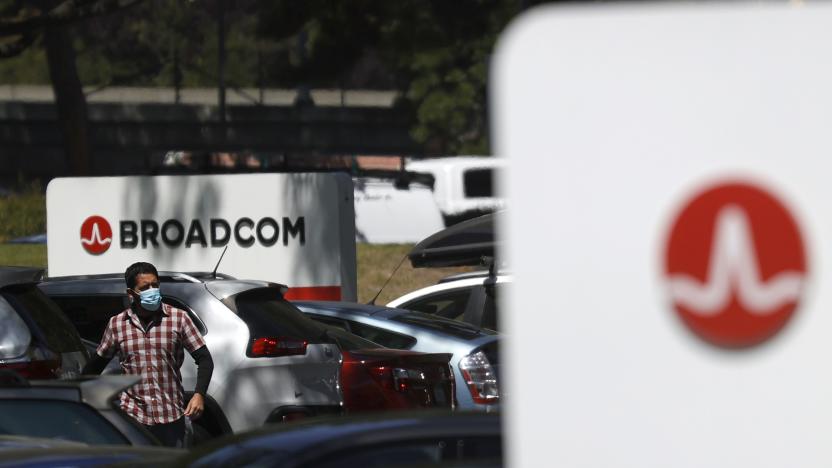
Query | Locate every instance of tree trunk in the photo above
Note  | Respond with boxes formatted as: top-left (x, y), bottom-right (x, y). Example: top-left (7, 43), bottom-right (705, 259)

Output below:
top-left (43, 23), bottom-right (90, 176)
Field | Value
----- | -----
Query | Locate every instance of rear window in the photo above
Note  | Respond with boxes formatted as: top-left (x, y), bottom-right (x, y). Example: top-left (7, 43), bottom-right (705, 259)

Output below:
top-left (0, 297), bottom-right (31, 359)
top-left (345, 321), bottom-right (416, 350)
top-left (302, 314), bottom-right (384, 351)
top-left (1, 285), bottom-right (85, 354)
top-left (226, 288), bottom-right (329, 342)
top-left (0, 399), bottom-right (129, 445)
top-left (392, 312), bottom-right (494, 340)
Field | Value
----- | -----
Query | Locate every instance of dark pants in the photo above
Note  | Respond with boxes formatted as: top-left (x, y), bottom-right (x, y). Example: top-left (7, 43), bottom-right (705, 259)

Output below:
top-left (145, 417), bottom-right (186, 448)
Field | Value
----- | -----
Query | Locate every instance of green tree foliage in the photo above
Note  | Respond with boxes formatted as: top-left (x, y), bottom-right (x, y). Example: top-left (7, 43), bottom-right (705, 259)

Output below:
top-left (255, 0), bottom-right (530, 154)
top-left (0, 0), bottom-right (540, 155)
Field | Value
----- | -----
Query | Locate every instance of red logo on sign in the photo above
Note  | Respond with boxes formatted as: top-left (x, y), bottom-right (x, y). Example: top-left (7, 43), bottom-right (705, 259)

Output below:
top-left (664, 182), bottom-right (807, 349)
top-left (80, 215), bottom-right (113, 255)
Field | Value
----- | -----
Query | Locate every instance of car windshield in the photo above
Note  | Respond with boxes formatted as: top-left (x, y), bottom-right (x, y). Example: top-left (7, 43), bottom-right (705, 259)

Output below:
top-left (392, 312), bottom-right (494, 339)
top-left (226, 288), bottom-right (331, 343)
top-left (0, 399), bottom-right (129, 445)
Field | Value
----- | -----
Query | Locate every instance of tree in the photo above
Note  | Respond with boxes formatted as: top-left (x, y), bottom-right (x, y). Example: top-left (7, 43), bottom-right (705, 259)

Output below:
top-left (254, 0), bottom-right (530, 155)
top-left (0, 0), bottom-right (141, 175)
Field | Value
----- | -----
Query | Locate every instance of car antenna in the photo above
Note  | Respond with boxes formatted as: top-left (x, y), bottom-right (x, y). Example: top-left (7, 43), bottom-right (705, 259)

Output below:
top-left (212, 246), bottom-right (228, 279)
top-left (368, 251), bottom-right (409, 305)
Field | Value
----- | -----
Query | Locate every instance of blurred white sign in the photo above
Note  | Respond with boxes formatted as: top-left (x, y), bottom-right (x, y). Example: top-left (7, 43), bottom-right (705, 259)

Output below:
top-left (47, 173), bottom-right (357, 301)
top-left (495, 3), bottom-right (832, 467)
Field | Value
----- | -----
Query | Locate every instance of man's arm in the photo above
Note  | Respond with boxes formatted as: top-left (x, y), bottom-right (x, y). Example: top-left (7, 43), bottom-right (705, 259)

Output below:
top-left (184, 345), bottom-right (213, 418)
top-left (191, 345), bottom-right (214, 396)
top-left (83, 318), bottom-right (118, 375)
top-left (81, 353), bottom-right (109, 375)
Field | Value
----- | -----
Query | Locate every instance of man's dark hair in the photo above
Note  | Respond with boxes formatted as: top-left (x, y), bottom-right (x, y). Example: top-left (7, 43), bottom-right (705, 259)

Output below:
top-left (125, 262), bottom-right (159, 289)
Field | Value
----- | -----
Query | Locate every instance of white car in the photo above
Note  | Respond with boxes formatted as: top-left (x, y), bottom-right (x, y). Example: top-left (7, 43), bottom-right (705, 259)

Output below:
top-left (39, 272), bottom-right (343, 441)
top-left (387, 271), bottom-right (510, 332)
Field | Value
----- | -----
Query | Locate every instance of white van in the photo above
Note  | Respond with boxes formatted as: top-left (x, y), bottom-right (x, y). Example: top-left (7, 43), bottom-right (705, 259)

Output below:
top-left (405, 156), bottom-right (506, 226)
top-left (353, 177), bottom-right (444, 243)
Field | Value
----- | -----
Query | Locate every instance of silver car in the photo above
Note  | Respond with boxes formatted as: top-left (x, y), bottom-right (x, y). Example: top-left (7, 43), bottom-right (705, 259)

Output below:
top-left (293, 301), bottom-right (500, 412)
top-left (38, 272), bottom-right (343, 439)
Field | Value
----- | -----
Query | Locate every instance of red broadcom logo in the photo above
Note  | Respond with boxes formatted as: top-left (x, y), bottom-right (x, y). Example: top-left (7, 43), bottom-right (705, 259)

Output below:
top-left (80, 215), bottom-right (113, 255)
top-left (664, 181), bottom-right (807, 349)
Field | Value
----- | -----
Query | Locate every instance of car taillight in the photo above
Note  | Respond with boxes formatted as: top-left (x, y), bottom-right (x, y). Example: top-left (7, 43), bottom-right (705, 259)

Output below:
top-left (459, 350), bottom-right (499, 404)
top-left (369, 366), bottom-right (426, 393)
top-left (0, 359), bottom-right (61, 379)
top-left (248, 337), bottom-right (308, 357)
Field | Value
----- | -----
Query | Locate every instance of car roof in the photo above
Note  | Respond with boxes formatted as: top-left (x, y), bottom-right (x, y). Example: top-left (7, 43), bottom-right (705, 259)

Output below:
top-left (438, 270), bottom-right (511, 283)
top-left (293, 301), bottom-right (498, 342)
top-left (40, 272), bottom-right (287, 300)
top-left (0, 266), bottom-right (44, 288)
top-left (0, 375), bottom-right (141, 410)
top-left (292, 300), bottom-right (409, 318)
top-left (181, 411), bottom-right (500, 466)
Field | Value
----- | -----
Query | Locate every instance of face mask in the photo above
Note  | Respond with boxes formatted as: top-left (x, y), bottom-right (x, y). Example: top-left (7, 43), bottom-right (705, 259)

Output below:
top-left (136, 287), bottom-right (162, 311)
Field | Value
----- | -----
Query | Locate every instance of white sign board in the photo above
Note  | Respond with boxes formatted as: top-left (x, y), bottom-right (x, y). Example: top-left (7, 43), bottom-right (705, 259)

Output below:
top-left (494, 3), bottom-right (832, 467)
top-left (47, 173), bottom-right (356, 301)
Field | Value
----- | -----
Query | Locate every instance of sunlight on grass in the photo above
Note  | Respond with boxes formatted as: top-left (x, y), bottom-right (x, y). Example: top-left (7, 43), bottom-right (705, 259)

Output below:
top-left (0, 244), bottom-right (47, 268)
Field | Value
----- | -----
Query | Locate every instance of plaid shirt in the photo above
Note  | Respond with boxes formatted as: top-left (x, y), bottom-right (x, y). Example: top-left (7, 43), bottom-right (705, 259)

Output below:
top-left (97, 303), bottom-right (206, 425)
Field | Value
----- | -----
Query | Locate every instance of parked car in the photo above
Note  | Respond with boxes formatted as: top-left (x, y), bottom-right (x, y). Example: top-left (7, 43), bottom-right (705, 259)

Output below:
top-left (388, 212), bottom-right (509, 331)
top-left (293, 301), bottom-right (501, 412)
top-left (321, 326), bottom-right (455, 412)
top-left (167, 411), bottom-right (502, 468)
top-left (388, 270), bottom-right (509, 332)
top-left (38, 272), bottom-right (344, 441)
top-left (0, 267), bottom-right (88, 379)
top-left (0, 371), bottom-right (159, 446)
top-left (406, 156), bottom-right (506, 226)
top-left (0, 445), bottom-right (178, 467)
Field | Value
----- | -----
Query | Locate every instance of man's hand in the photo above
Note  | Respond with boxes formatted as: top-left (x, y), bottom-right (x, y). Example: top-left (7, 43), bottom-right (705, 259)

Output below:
top-left (184, 393), bottom-right (205, 419)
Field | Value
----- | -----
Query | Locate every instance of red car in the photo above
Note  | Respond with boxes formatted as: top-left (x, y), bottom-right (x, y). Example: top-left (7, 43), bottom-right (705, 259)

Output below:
top-left (322, 328), bottom-right (455, 413)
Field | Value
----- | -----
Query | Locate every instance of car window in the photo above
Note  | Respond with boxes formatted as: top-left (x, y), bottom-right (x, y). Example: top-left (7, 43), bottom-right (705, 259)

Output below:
top-left (47, 295), bottom-right (126, 343)
top-left (1, 285), bottom-right (85, 353)
top-left (227, 288), bottom-right (329, 342)
top-left (310, 314), bottom-right (350, 332)
top-left (304, 315), bottom-right (383, 351)
top-left (0, 297), bottom-right (31, 359)
top-left (346, 321), bottom-right (416, 350)
top-left (163, 296), bottom-right (208, 335)
top-left (463, 168), bottom-right (497, 198)
top-left (402, 288), bottom-right (472, 322)
top-left (0, 399), bottom-right (129, 445)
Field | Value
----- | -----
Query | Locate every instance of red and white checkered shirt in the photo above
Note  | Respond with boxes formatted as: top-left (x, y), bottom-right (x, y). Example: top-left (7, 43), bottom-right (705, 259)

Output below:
top-left (96, 303), bottom-right (206, 425)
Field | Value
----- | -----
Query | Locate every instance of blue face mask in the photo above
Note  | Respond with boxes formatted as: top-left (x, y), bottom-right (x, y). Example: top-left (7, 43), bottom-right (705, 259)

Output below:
top-left (136, 287), bottom-right (161, 311)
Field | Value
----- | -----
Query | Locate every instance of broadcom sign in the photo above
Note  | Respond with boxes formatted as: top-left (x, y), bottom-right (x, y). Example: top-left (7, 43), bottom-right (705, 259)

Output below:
top-left (664, 182), bottom-right (807, 348)
top-left (495, 3), bottom-right (832, 466)
top-left (49, 174), bottom-right (356, 301)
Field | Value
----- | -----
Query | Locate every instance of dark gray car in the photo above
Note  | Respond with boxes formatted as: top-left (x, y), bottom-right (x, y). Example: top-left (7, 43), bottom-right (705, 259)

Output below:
top-left (0, 267), bottom-right (88, 379)
top-left (0, 372), bottom-right (159, 446)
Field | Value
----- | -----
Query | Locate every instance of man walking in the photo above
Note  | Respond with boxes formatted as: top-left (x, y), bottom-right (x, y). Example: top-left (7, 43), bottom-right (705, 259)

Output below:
top-left (82, 262), bottom-right (214, 448)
